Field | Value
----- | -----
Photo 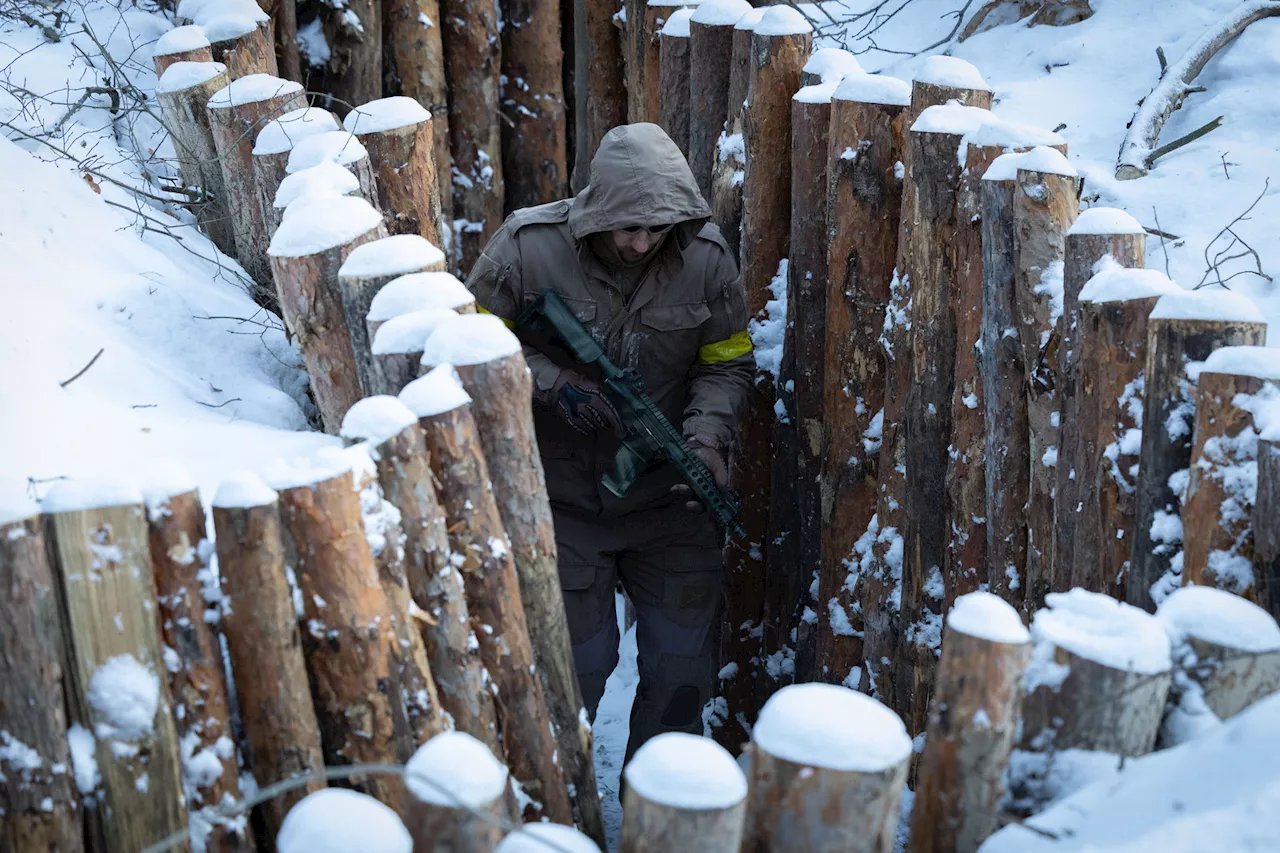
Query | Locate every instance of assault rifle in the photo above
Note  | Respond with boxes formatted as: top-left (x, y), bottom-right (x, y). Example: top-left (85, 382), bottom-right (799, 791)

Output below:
top-left (516, 290), bottom-right (747, 541)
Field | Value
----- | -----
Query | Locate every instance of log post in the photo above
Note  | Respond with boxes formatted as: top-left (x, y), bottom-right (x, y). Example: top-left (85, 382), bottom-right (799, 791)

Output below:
top-left (440, 0), bottom-right (503, 274)
top-left (687, 0), bottom-right (751, 200)
top-left (908, 56), bottom-right (994, 123)
top-left (285, 130), bottom-right (381, 208)
top-left (578, 0), bottom-right (626, 178)
top-left (320, 0), bottom-right (381, 110)
top-left (0, 509), bottom-right (82, 853)
top-left (420, 316), bottom-right (604, 844)
top-left (820, 75), bottom-right (910, 709)
top-left (145, 486), bottom-right (249, 850)
top-left (1128, 291), bottom-right (1267, 610)
top-left (345, 97), bottom-right (445, 244)
top-left (206, 74), bottom-right (306, 289)
top-left (500, 0), bottom-right (568, 210)
top-left (252, 107), bottom-right (342, 237)
top-left (400, 366), bottom-right (573, 824)
top-left (906, 592), bottom-right (1031, 853)
top-left (1180, 348), bottom-right (1280, 598)
top-left (1066, 265), bottom-right (1179, 600)
top-left (278, 788), bottom-right (412, 853)
top-left (1257, 436), bottom-right (1280, 619)
top-left (371, 308), bottom-right (456, 396)
top-left (152, 25), bottom-right (213, 76)
top-left (267, 195), bottom-right (388, 432)
top-left (497, 824), bottom-right (602, 852)
top-left (212, 475), bottom-right (326, 844)
top-left (620, 732), bottom-right (748, 853)
top-left (742, 684), bottom-right (911, 852)
top-left (273, 161), bottom-right (364, 221)
top-left (261, 0), bottom-right (300, 82)
top-left (658, 9), bottom-right (694, 156)
top-left (382, 0), bottom-right (450, 220)
top-left (403, 732), bottom-right (508, 853)
top-left (157, 61), bottom-right (237, 258)
top-left (41, 484), bottom-right (187, 853)
top-left (206, 14), bottom-right (279, 79)
top-left (708, 8), bottom-right (763, 260)
top-left (367, 270), bottom-right (475, 340)
top-left (627, 0), bottom-right (680, 125)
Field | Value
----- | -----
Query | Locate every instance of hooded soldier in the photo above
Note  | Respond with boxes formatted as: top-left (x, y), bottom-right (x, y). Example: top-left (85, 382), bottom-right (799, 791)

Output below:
top-left (465, 123), bottom-right (753, 761)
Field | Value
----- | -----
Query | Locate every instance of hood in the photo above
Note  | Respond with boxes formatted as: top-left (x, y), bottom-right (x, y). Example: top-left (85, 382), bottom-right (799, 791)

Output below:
top-left (568, 123), bottom-right (711, 247)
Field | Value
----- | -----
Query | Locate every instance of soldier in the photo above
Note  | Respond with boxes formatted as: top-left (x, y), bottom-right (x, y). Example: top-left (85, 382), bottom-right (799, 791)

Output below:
top-left (466, 123), bottom-right (753, 760)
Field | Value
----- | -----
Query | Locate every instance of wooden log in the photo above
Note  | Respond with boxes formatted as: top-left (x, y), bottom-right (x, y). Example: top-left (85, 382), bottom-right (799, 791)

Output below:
top-left (620, 732), bottom-right (748, 853)
top-left (658, 9), bottom-right (693, 156)
top-left (261, 0), bottom-right (301, 82)
top-left (272, 161), bottom-right (365, 223)
top-left (500, 0), bottom-right (568, 211)
top-left (320, 0), bottom-right (381, 111)
top-left (400, 365), bottom-right (573, 824)
top-left (207, 15), bottom-right (278, 79)
top-left (277, 788), bottom-right (413, 853)
top-left (578, 0), bottom-right (626, 179)
top-left (252, 107), bottom-right (342, 237)
top-left (1258, 437), bottom-right (1280, 619)
top-left (346, 97), bottom-right (445, 244)
top-left (907, 592), bottom-right (1031, 853)
top-left (742, 684), bottom-right (911, 852)
top-left (1128, 291), bottom-right (1266, 610)
top-left (371, 307), bottom-right (457, 396)
top-left (403, 732), bottom-right (508, 853)
top-left (626, 0), bottom-right (678, 125)
top-left (708, 8), bottom-right (762, 260)
top-left (41, 484), bottom-right (187, 853)
top-left (212, 476), bottom-right (326, 844)
top-left (152, 25), bottom-right (213, 76)
top-left (440, 0), bottom-right (503, 274)
top-left (206, 74), bottom-right (306, 288)
top-left (687, 1), bottom-right (750, 199)
top-left (382, 0), bottom-right (450, 220)
top-left (420, 317), bottom-right (603, 844)
top-left (268, 195), bottom-right (388, 432)
top-left (367, 269), bottom-right (473, 341)
top-left (157, 61), bottom-right (238, 258)
top-left (908, 56), bottom-right (993, 124)
top-left (285, 130), bottom-right (381, 209)
top-left (145, 486), bottom-right (249, 851)
top-left (0, 510), bottom-right (82, 853)
top-left (1180, 349), bottom-right (1280, 598)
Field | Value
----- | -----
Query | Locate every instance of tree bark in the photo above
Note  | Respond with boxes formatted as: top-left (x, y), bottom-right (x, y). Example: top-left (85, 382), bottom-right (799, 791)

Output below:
top-left (321, 0), bottom-right (382, 112)
top-left (578, 0), bottom-right (626, 182)
top-left (262, 0), bottom-right (301, 82)
top-left (349, 105), bottom-right (445, 245)
top-left (153, 42), bottom-right (213, 77)
top-left (44, 497), bottom-right (187, 853)
top-left (382, 0), bottom-right (450, 219)
top-left (501, 0), bottom-right (569, 212)
top-left (210, 21), bottom-right (278, 79)
top-left (687, 17), bottom-right (736, 201)
top-left (1180, 636), bottom-right (1280, 722)
top-left (440, 0), bottom-right (503, 274)
top-left (626, 1), bottom-right (677, 124)
top-left (213, 494), bottom-right (326, 845)
top-left (708, 19), bottom-right (754, 260)
top-left (659, 23), bottom-right (691, 156)
top-left (1257, 439), bottom-right (1280, 619)
top-left (251, 108), bottom-right (343, 241)
top-left (404, 750), bottom-right (507, 853)
top-left (620, 781), bottom-right (746, 852)
top-left (0, 513), bottom-right (82, 853)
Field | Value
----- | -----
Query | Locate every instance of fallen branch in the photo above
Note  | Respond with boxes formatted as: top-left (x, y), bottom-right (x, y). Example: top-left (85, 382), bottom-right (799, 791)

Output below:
top-left (1146, 115), bottom-right (1222, 167)
top-left (58, 347), bottom-right (103, 387)
top-left (1195, 178), bottom-right (1272, 289)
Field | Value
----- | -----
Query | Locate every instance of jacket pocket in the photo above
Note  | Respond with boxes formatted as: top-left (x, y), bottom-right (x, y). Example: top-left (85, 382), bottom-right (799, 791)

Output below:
top-left (640, 302), bottom-right (711, 331)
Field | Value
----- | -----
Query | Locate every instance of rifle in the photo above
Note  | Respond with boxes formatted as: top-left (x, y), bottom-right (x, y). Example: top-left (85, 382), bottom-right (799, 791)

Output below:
top-left (516, 290), bottom-right (747, 541)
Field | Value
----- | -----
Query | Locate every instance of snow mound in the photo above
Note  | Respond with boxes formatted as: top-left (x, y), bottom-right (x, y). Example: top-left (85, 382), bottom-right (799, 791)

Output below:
top-left (753, 6), bottom-right (812, 36)
top-left (267, 196), bottom-right (382, 258)
top-left (152, 25), bottom-right (210, 56)
top-left (343, 97), bottom-right (432, 135)
top-left (207, 74), bottom-right (301, 109)
top-left (496, 824), bottom-right (601, 853)
top-left (1157, 585), bottom-right (1280, 653)
top-left (201, 13), bottom-right (258, 43)
top-left (274, 162), bottom-right (362, 209)
top-left (965, 118), bottom-right (1065, 152)
top-left (734, 8), bottom-right (766, 31)
top-left (912, 102), bottom-right (991, 135)
top-left (625, 732), bottom-right (747, 809)
top-left (371, 308), bottom-right (457, 356)
top-left (832, 73), bottom-right (912, 107)
top-left (405, 731), bottom-right (508, 807)
top-left (87, 654), bottom-right (160, 741)
top-left (1196, 345), bottom-right (1280, 381)
top-left (1079, 260), bottom-right (1181, 304)
top-left (286, 131), bottom-right (368, 173)
top-left (420, 313), bottom-right (521, 367)
top-left (983, 146), bottom-right (1075, 180)
top-left (1068, 208), bottom-right (1146, 236)
top-left (191, 0), bottom-right (266, 26)
top-left (690, 0), bottom-right (752, 27)
top-left (947, 591), bottom-right (1030, 645)
top-left (1149, 289), bottom-right (1265, 323)
top-left (794, 80), bottom-right (841, 104)
top-left (753, 683), bottom-right (911, 771)
top-left (805, 48), bottom-right (863, 83)
top-left (140, 467), bottom-right (199, 511)
top-left (662, 8), bottom-right (695, 37)
top-left (1032, 589), bottom-right (1171, 675)
top-left (340, 396), bottom-right (419, 446)
top-left (0, 489), bottom-right (39, 526)
top-left (254, 108), bottom-right (341, 156)
top-left (155, 61), bottom-right (226, 95)
top-left (263, 453), bottom-right (353, 492)
top-left (339, 235), bottom-right (446, 279)
top-left (400, 365), bottom-right (472, 418)
top-left (43, 480), bottom-right (143, 514)
top-left (915, 54), bottom-right (990, 90)
top-left (367, 272), bottom-right (475, 321)
top-left (278, 789), bottom-right (411, 853)
top-left (212, 472), bottom-right (278, 509)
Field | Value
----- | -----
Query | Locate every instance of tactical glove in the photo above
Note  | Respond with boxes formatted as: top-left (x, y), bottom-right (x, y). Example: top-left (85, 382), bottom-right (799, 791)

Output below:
top-left (671, 434), bottom-right (730, 512)
top-left (551, 370), bottom-right (620, 436)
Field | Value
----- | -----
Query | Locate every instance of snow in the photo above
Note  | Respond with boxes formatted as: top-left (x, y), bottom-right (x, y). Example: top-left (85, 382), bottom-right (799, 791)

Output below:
top-left (200, 13), bottom-right (258, 43)
top-left (1078, 260), bottom-right (1182, 304)
top-left (212, 472), bottom-right (278, 509)
top-left (752, 6), bottom-right (813, 36)
top-left (87, 654), bottom-right (160, 742)
top-left (191, 0), bottom-right (266, 27)
top-left (42, 480), bottom-right (143, 514)
top-left (267, 196), bottom-right (383, 258)
top-left (339, 235), bottom-right (446, 279)
top-left (274, 162), bottom-right (362, 209)
top-left (152, 25), bottom-right (210, 56)
top-left (964, 118), bottom-right (1065, 151)
top-left (371, 308), bottom-right (457, 356)
top-left (496, 823), bottom-right (601, 853)
top-left (794, 80), bottom-right (841, 104)
top-left (420, 313), bottom-right (522, 367)
top-left (254, 108), bottom-right (342, 156)
top-left (207, 74), bottom-right (302, 109)
top-left (911, 102), bottom-right (990, 135)
top-left (404, 731), bottom-right (508, 807)
top-left (804, 48), bottom-right (863, 83)
top-left (753, 683), bottom-right (911, 772)
top-left (832, 73), bottom-right (912, 107)
top-left (1156, 585), bottom-right (1280, 652)
top-left (340, 396), bottom-right (419, 447)
top-left (981, 146), bottom-right (1076, 181)
top-left (286, 131), bottom-right (369, 173)
top-left (155, 61), bottom-right (226, 95)
top-left (277, 788), bottom-right (411, 853)
top-left (1195, 345), bottom-right (1280, 380)
top-left (749, 260), bottom-right (788, 380)
top-left (946, 591), bottom-right (1030, 645)
top-left (1068, 207), bottom-right (1147, 235)
top-left (733, 8), bottom-right (766, 31)
top-left (1031, 589), bottom-right (1171, 675)
top-left (343, 97), bottom-right (432, 135)
top-left (593, 594), bottom-right (639, 849)
top-left (624, 731), bottom-right (747, 809)
top-left (913, 55), bottom-right (991, 91)
top-left (0, 491), bottom-right (39, 526)
top-left (399, 365), bottom-right (472, 418)
top-left (67, 724), bottom-right (99, 795)
top-left (661, 8), bottom-right (695, 37)
top-left (367, 272), bottom-right (475, 321)
top-left (689, 0), bottom-right (753, 27)
top-left (1148, 289), bottom-right (1264, 323)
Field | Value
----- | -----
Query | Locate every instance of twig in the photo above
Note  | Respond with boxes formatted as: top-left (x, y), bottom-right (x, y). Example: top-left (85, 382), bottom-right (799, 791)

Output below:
top-left (1146, 115), bottom-right (1222, 167)
top-left (1144, 226), bottom-right (1180, 241)
top-left (1151, 207), bottom-right (1171, 278)
top-left (1196, 178), bottom-right (1272, 289)
top-left (58, 348), bottom-right (104, 388)
top-left (1220, 151), bottom-right (1232, 179)
top-left (196, 397), bottom-right (242, 409)
top-left (1156, 45), bottom-right (1167, 73)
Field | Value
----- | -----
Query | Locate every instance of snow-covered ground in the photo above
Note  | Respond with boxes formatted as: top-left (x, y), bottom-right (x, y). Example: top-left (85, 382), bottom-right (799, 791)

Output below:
top-left (592, 594), bottom-right (639, 852)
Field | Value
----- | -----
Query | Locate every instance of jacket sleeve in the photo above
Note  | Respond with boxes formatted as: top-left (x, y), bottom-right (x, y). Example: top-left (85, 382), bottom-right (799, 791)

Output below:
top-left (464, 225), bottom-right (563, 408)
top-left (682, 249), bottom-right (754, 446)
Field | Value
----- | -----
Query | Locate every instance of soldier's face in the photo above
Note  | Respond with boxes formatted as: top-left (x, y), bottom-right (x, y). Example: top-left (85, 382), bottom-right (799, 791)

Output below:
top-left (612, 227), bottom-right (668, 262)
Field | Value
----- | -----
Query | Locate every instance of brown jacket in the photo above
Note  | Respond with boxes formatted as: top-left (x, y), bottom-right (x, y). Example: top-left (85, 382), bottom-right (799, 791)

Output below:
top-left (465, 123), bottom-right (754, 516)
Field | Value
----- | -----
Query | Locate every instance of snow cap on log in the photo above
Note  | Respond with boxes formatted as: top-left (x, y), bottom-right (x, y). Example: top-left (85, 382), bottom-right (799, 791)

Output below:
top-left (1078, 258), bottom-right (1181, 304)
top-left (400, 365), bottom-right (472, 417)
top-left (753, 5), bottom-right (813, 35)
top-left (832, 72), bottom-right (911, 106)
top-left (662, 8), bottom-right (696, 37)
top-left (1190, 345), bottom-right (1280, 382)
top-left (153, 25), bottom-right (210, 56)
top-left (274, 162), bottom-right (362, 209)
top-left (911, 102), bottom-right (990, 135)
top-left (947, 591), bottom-right (1030, 645)
top-left (339, 235), bottom-right (447, 279)
top-left (1157, 586), bottom-right (1280, 653)
top-left (420, 313), bottom-right (521, 367)
top-left (191, 0), bottom-right (266, 26)
top-left (156, 60), bottom-right (226, 94)
top-left (277, 788), bottom-right (412, 853)
top-left (212, 472), bottom-right (278, 509)
top-left (267, 195), bottom-right (382, 257)
top-left (1067, 207), bottom-right (1146, 235)
top-left (340, 396), bottom-right (420, 446)
top-left (753, 683), bottom-right (911, 771)
top-left (372, 308), bottom-right (457, 356)
top-left (964, 118), bottom-right (1065, 152)
top-left (1149, 289), bottom-right (1265, 323)
top-left (497, 824), bottom-right (601, 853)
top-left (286, 131), bottom-right (369, 173)
top-left (254, 108), bottom-right (341, 155)
top-left (794, 80), bottom-right (841, 104)
top-left (1031, 589), bottom-right (1171, 675)
top-left (201, 13), bottom-right (258, 42)
top-left (983, 145), bottom-right (1076, 180)
top-left (625, 731), bottom-right (747, 808)
top-left (262, 453), bottom-right (356, 491)
top-left (208, 73), bottom-right (301, 109)
top-left (343, 97), bottom-right (433, 135)
top-left (0, 486), bottom-right (38, 525)
top-left (803, 48), bottom-right (862, 83)
top-left (368, 272), bottom-right (474, 321)
top-left (42, 480), bottom-right (144, 513)
top-left (690, 0), bottom-right (753, 26)
top-left (733, 7), bottom-right (767, 30)
top-left (139, 467), bottom-right (200, 512)
top-left (405, 731), bottom-right (508, 807)
top-left (914, 54), bottom-right (991, 90)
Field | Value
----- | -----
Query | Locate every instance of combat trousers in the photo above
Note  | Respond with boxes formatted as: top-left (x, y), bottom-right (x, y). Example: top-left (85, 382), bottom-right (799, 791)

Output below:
top-left (553, 504), bottom-right (724, 763)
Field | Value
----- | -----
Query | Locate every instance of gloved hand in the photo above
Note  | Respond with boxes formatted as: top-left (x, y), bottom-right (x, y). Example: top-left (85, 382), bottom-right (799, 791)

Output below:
top-left (551, 370), bottom-right (620, 436)
top-left (671, 434), bottom-right (729, 512)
